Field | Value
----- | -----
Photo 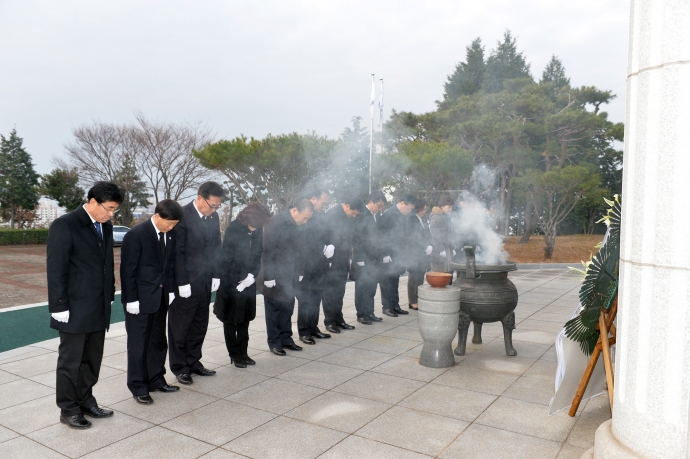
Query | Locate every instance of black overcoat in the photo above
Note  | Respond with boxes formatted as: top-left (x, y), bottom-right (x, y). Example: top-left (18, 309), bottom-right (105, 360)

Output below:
top-left (119, 219), bottom-right (177, 314)
top-left (323, 205), bottom-right (355, 274)
top-left (46, 206), bottom-right (115, 333)
top-left (213, 220), bottom-right (263, 324)
top-left (378, 205), bottom-right (408, 276)
top-left (297, 211), bottom-right (330, 291)
top-left (258, 210), bottom-right (300, 303)
top-left (406, 214), bottom-right (431, 273)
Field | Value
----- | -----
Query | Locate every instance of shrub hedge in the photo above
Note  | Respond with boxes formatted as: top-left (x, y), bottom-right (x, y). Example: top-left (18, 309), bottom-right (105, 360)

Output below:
top-left (0, 229), bottom-right (50, 245)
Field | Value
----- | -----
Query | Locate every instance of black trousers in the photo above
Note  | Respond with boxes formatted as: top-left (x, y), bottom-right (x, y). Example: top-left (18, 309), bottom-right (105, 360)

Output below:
top-left (56, 330), bottom-right (106, 416)
top-left (223, 321), bottom-right (250, 359)
top-left (296, 288), bottom-right (323, 337)
top-left (407, 271), bottom-right (426, 305)
top-left (322, 269), bottom-right (348, 326)
top-left (380, 273), bottom-right (401, 312)
top-left (125, 299), bottom-right (169, 396)
top-left (168, 290), bottom-right (210, 375)
top-left (354, 264), bottom-right (377, 318)
top-left (264, 297), bottom-right (295, 349)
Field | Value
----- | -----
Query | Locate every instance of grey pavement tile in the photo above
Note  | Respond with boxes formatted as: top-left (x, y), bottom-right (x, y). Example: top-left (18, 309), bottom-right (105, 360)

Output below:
top-left (0, 369), bottom-right (21, 385)
top-left (566, 396), bottom-right (611, 448)
top-left (320, 331), bottom-right (371, 347)
top-left (242, 353), bottom-right (310, 377)
top-left (0, 424), bottom-right (18, 443)
top-left (519, 319), bottom-right (567, 333)
top-left (109, 386), bottom-right (217, 424)
top-left (0, 379), bottom-right (53, 410)
top-left (399, 383), bottom-right (496, 422)
top-left (92, 372), bottom-right (132, 407)
top-left (179, 366), bottom-right (268, 399)
top-left (370, 356), bottom-right (449, 382)
top-left (524, 359), bottom-right (558, 381)
top-left (502, 375), bottom-right (555, 406)
top-left (458, 352), bottom-right (536, 376)
top-left (512, 329), bottom-right (558, 345)
top-left (163, 399), bottom-right (276, 446)
top-left (557, 443), bottom-right (591, 459)
top-left (439, 423), bottom-right (561, 459)
top-left (30, 338), bottom-right (61, 352)
top-left (0, 436), bottom-right (68, 458)
top-left (29, 365), bottom-right (122, 389)
top-left (541, 345), bottom-right (557, 361)
top-left (102, 339), bottom-right (128, 357)
top-left (351, 336), bottom-right (419, 355)
top-left (333, 371), bottom-right (425, 405)
top-left (530, 312), bottom-right (573, 323)
top-left (317, 347), bottom-right (395, 371)
top-left (100, 351), bottom-right (128, 372)
top-left (285, 391), bottom-right (390, 433)
top-left (482, 339), bottom-right (551, 359)
top-left (227, 378), bottom-right (325, 414)
top-left (348, 320), bottom-right (401, 335)
top-left (278, 361), bottom-right (363, 390)
top-left (293, 342), bottom-right (344, 360)
top-left (379, 325), bottom-right (422, 341)
top-left (401, 343), bottom-right (423, 358)
top-left (28, 411), bottom-right (153, 458)
top-left (204, 326), bottom-right (227, 342)
top-left (0, 347), bottom-right (53, 365)
top-left (319, 435), bottom-right (431, 459)
top-left (400, 319), bottom-right (419, 328)
top-left (0, 395), bottom-right (59, 434)
top-left (198, 343), bottom-right (232, 366)
top-left (433, 365), bottom-right (519, 396)
top-left (0, 352), bottom-right (58, 378)
top-left (199, 449), bottom-right (249, 459)
top-left (224, 416), bottom-right (347, 459)
top-left (356, 405), bottom-right (468, 456)
top-left (80, 425), bottom-right (215, 459)
top-left (476, 397), bottom-right (576, 442)
top-left (248, 320), bottom-right (267, 332)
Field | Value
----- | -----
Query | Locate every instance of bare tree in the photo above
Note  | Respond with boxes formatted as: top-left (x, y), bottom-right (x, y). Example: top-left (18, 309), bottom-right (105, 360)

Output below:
top-left (63, 122), bottom-right (126, 183)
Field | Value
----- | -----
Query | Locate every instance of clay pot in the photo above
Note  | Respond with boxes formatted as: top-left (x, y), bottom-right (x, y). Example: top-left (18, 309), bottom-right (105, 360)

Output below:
top-left (426, 272), bottom-right (453, 288)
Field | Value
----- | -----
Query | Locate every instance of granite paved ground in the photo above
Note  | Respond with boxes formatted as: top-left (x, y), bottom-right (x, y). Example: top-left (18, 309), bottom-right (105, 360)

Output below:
top-left (0, 269), bottom-right (610, 458)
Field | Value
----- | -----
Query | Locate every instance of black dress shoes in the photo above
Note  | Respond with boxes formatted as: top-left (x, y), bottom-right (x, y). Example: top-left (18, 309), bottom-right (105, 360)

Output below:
top-left (134, 394), bottom-right (154, 405)
top-left (154, 384), bottom-right (180, 393)
top-left (312, 330), bottom-right (331, 339)
top-left (231, 357), bottom-right (247, 368)
top-left (271, 347), bottom-right (286, 356)
top-left (81, 406), bottom-right (114, 418)
top-left (337, 322), bottom-right (355, 330)
top-left (284, 343), bottom-right (303, 351)
top-left (357, 317), bottom-right (372, 325)
top-left (60, 413), bottom-right (92, 429)
top-left (368, 314), bottom-right (383, 322)
top-left (177, 373), bottom-right (193, 385)
top-left (299, 335), bottom-right (316, 345)
top-left (192, 367), bottom-right (216, 376)
top-left (393, 307), bottom-right (409, 315)
top-left (382, 309), bottom-right (398, 317)
top-left (325, 324), bottom-right (341, 334)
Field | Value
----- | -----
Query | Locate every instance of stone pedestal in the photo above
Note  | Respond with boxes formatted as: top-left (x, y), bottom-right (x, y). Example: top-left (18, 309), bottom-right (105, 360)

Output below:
top-left (586, 1), bottom-right (690, 458)
top-left (417, 285), bottom-right (461, 368)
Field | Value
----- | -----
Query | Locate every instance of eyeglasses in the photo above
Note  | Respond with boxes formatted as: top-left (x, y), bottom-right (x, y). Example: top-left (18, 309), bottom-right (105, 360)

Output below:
top-left (99, 203), bottom-right (120, 216)
top-left (204, 198), bottom-right (223, 210)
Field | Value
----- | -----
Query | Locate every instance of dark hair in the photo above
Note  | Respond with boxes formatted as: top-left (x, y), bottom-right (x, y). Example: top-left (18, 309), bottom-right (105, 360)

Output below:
top-left (237, 202), bottom-right (272, 229)
top-left (305, 188), bottom-right (330, 200)
top-left (294, 199), bottom-right (314, 213)
top-left (400, 194), bottom-right (417, 205)
top-left (341, 195), bottom-right (365, 212)
top-left (198, 181), bottom-right (224, 200)
top-left (414, 198), bottom-right (427, 212)
top-left (87, 181), bottom-right (123, 204)
top-left (438, 195), bottom-right (454, 207)
top-left (368, 191), bottom-right (387, 204)
top-left (155, 199), bottom-right (184, 220)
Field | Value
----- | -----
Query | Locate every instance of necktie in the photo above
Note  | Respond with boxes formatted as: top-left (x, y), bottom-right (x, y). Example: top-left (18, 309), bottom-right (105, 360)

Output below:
top-left (158, 232), bottom-right (166, 260)
top-left (94, 222), bottom-right (102, 240)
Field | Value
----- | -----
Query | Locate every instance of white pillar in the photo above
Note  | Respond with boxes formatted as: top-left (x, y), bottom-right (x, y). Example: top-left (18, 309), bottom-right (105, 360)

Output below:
top-left (586, 1), bottom-right (690, 458)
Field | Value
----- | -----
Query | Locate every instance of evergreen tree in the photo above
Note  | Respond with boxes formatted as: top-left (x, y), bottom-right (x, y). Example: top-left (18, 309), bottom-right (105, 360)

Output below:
top-left (484, 30), bottom-right (532, 93)
top-left (40, 167), bottom-right (85, 211)
top-left (540, 55), bottom-right (570, 88)
top-left (441, 38), bottom-right (486, 104)
top-left (113, 158), bottom-right (150, 227)
top-left (0, 129), bottom-right (40, 228)
top-left (326, 116), bottom-right (371, 200)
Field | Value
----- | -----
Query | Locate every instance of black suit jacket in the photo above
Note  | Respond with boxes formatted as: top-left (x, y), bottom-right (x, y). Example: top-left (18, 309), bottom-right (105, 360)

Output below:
top-left (174, 202), bottom-right (221, 296)
top-left (352, 209), bottom-right (380, 266)
top-left (46, 206), bottom-right (115, 333)
top-left (297, 211), bottom-right (330, 291)
top-left (323, 204), bottom-right (355, 274)
top-left (406, 214), bottom-right (431, 272)
top-left (259, 210), bottom-right (300, 303)
top-left (379, 205), bottom-right (409, 275)
top-left (120, 219), bottom-right (177, 314)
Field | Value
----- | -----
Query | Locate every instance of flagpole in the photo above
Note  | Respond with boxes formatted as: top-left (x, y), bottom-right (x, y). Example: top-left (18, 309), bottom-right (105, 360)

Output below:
top-left (369, 73), bottom-right (375, 195)
top-left (379, 78), bottom-right (384, 155)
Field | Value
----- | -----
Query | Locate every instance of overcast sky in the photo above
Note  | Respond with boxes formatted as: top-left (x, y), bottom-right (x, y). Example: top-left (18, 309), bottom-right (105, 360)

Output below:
top-left (0, 0), bottom-right (630, 174)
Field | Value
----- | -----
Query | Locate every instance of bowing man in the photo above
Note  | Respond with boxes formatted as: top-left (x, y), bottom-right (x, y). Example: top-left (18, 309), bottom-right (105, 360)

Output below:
top-left (120, 199), bottom-right (184, 405)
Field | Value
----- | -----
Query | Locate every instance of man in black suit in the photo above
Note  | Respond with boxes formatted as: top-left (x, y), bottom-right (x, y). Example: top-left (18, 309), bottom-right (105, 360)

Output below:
top-left (169, 182), bottom-right (223, 385)
top-left (260, 199), bottom-right (314, 356)
top-left (296, 189), bottom-right (332, 345)
top-left (120, 199), bottom-right (184, 405)
top-left (322, 196), bottom-right (364, 334)
top-left (378, 194), bottom-right (417, 317)
top-left (47, 181), bottom-right (122, 429)
top-left (352, 191), bottom-right (387, 324)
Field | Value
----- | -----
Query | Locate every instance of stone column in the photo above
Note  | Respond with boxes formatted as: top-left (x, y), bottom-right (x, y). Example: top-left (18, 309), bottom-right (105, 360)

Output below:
top-left (586, 1), bottom-right (690, 458)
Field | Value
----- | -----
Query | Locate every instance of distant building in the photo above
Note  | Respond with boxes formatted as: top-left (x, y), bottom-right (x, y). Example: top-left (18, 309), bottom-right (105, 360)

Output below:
top-left (36, 199), bottom-right (65, 225)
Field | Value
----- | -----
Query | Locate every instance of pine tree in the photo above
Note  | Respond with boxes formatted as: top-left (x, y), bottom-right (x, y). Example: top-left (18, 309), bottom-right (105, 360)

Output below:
top-left (0, 129), bottom-right (40, 228)
top-left (540, 55), bottom-right (570, 88)
top-left (40, 168), bottom-right (85, 211)
top-left (484, 30), bottom-right (532, 93)
top-left (113, 158), bottom-right (150, 227)
top-left (442, 38), bottom-right (486, 103)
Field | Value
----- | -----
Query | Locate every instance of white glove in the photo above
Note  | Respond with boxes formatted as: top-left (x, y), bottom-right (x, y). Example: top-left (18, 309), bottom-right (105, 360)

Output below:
top-left (439, 251), bottom-right (446, 257)
top-left (126, 301), bottom-right (140, 315)
top-left (356, 261), bottom-right (365, 266)
top-left (323, 244), bottom-right (335, 259)
top-left (329, 263), bottom-right (332, 268)
top-left (51, 311), bottom-right (69, 323)
top-left (211, 278), bottom-right (220, 292)
top-left (453, 249), bottom-right (456, 256)
top-left (299, 276), bottom-right (303, 281)
top-left (425, 246), bottom-right (433, 256)
top-left (169, 293), bottom-right (175, 305)
top-left (179, 284), bottom-right (192, 298)
top-left (237, 282), bottom-right (247, 292)
top-left (264, 280), bottom-right (276, 288)
top-left (382, 256), bottom-right (392, 264)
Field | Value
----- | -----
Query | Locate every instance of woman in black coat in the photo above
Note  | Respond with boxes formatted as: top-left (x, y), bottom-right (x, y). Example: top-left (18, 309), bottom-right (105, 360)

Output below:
top-left (406, 199), bottom-right (432, 310)
top-left (213, 202), bottom-right (271, 368)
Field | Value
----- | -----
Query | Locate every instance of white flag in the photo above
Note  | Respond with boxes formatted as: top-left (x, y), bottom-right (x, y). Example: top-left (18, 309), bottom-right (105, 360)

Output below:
top-left (369, 74), bottom-right (376, 119)
top-left (378, 79), bottom-right (384, 128)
